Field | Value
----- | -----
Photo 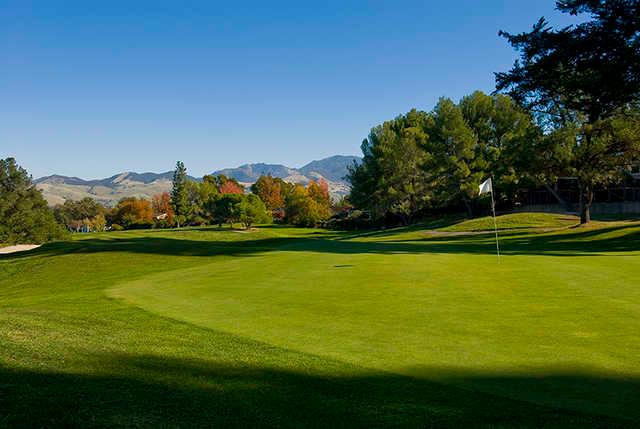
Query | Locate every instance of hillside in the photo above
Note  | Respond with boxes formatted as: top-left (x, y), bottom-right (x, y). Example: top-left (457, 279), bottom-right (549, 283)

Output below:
top-left (34, 171), bottom-right (194, 207)
top-left (213, 155), bottom-right (360, 198)
top-left (299, 155), bottom-right (360, 182)
top-left (35, 155), bottom-right (361, 206)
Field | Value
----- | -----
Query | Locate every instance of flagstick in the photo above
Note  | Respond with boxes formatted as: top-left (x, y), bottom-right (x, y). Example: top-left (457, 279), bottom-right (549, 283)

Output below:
top-left (490, 188), bottom-right (501, 262)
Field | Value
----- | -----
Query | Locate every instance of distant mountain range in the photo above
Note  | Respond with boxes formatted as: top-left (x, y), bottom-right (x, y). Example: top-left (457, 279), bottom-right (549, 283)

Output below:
top-left (35, 155), bottom-right (361, 206)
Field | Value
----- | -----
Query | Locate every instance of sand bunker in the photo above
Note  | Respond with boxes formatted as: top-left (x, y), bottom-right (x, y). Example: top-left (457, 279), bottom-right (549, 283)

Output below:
top-left (0, 244), bottom-right (41, 254)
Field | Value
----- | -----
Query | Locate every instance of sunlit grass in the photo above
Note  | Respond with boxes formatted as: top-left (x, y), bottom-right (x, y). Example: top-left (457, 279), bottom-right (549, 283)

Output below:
top-left (1, 214), bottom-right (639, 427)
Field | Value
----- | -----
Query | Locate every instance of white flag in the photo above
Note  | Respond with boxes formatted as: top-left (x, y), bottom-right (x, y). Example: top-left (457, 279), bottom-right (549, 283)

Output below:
top-left (479, 178), bottom-right (492, 195)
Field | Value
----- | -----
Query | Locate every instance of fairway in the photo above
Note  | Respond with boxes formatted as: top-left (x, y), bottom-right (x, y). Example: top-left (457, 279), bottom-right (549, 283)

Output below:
top-left (2, 214), bottom-right (640, 427)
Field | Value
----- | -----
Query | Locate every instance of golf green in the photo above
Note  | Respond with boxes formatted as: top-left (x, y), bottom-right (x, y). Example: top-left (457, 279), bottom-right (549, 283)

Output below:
top-left (2, 213), bottom-right (639, 427)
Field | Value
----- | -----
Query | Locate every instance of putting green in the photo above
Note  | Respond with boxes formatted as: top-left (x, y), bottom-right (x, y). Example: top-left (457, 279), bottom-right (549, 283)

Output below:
top-left (109, 220), bottom-right (640, 419)
top-left (3, 214), bottom-right (640, 426)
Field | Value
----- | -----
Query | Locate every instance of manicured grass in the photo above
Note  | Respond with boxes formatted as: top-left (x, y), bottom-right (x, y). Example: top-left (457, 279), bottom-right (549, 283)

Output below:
top-left (439, 212), bottom-right (579, 232)
top-left (1, 215), bottom-right (639, 427)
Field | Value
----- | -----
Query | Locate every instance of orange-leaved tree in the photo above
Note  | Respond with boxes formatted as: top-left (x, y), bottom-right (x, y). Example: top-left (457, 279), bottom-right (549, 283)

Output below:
top-left (251, 175), bottom-right (285, 212)
top-left (151, 192), bottom-right (174, 226)
top-left (111, 197), bottom-right (154, 229)
top-left (219, 180), bottom-right (244, 194)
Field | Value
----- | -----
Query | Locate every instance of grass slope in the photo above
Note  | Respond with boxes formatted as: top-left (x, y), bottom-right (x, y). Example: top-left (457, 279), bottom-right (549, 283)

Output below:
top-left (440, 212), bottom-right (579, 231)
top-left (1, 214), bottom-right (639, 427)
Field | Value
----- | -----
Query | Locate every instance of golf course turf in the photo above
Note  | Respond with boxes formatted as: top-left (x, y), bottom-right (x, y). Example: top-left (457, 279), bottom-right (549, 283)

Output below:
top-left (1, 213), bottom-right (639, 427)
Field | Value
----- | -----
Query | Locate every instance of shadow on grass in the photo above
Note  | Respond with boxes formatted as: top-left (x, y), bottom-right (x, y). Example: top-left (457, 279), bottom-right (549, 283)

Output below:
top-left (591, 213), bottom-right (640, 222)
top-left (3, 221), bottom-right (640, 261)
top-left (1, 354), bottom-right (636, 428)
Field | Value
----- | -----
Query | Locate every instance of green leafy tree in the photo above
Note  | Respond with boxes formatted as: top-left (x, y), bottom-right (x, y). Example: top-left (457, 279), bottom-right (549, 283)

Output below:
top-left (184, 180), bottom-right (212, 226)
top-left (496, 0), bottom-right (640, 222)
top-left (459, 91), bottom-right (542, 207)
top-left (170, 161), bottom-right (190, 228)
top-left (235, 194), bottom-right (271, 229)
top-left (346, 155), bottom-right (376, 217)
top-left (349, 93), bottom-right (545, 221)
top-left (424, 98), bottom-right (478, 216)
top-left (193, 175), bottom-right (221, 224)
top-left (54, 197), bottom-right (105, 231)
top-left (348, 109), bottom-right (431, 223)
top-left (539, 110), bottom-right (640, 221)
top-left (0, 158), bottom-right (67, 244)
top-left (285, 184), bottom-right (330, 227)
top-left (211, 194), bottom-right (244, 228)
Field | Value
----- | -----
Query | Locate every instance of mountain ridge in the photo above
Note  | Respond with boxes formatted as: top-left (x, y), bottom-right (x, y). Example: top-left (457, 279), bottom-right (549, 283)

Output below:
top-left (299, 155), bottom-right (360, 182)
top-left (35, 155), bottom-right (361, 206)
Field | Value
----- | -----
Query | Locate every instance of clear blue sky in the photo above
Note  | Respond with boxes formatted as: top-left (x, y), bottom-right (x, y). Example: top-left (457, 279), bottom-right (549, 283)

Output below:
top-left (1, 1), bottom-right (583, 179)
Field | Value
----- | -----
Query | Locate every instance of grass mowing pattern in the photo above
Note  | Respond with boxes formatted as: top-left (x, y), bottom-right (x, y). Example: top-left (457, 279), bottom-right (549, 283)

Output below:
top-left (439, 212), bottom-right (579, 231)
top-left (1, 214), bottom-right (639, 427)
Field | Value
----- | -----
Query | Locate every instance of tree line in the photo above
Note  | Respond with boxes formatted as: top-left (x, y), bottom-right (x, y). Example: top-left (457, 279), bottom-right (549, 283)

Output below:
top-left (48, 161), bottom-right (335, 233)
top-left (170, 161), bottom-right (333, 229)
top-left (348, 92), bottom-right (541, 224)
top-left (1, 154), bottom-right (337, 246)
top-left (348, 0), bottom-right (640, 225)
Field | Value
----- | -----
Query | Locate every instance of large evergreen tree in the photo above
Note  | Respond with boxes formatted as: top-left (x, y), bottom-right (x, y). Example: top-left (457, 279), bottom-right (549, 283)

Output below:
top-left (459, 91), bottom-right (542, 207)
top-left (424, 98), bottom-right (478, 216)
top-left (0, 158), bottom-right (66, 245)
top-left (170, 161), bottom-right (190, 228)
top-left (348, 92), bottom-right (546, 222)
top-left (496, 0), bottom-right (640, 223)
top-left (348, 109), bottom-right (431, 223)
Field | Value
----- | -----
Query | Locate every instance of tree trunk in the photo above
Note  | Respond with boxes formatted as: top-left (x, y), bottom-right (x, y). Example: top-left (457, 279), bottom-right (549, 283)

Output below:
top-left (579, 182), bottom-right (593, 224)
top-left (578, 126), bottom-right (596, 225)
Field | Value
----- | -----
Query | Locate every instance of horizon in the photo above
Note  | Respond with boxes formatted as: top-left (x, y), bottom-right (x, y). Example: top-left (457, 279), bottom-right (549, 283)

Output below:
top-left (32, 153), bottom-right (361, 181)
top-left (2, 1), bottom-right (583, 179)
